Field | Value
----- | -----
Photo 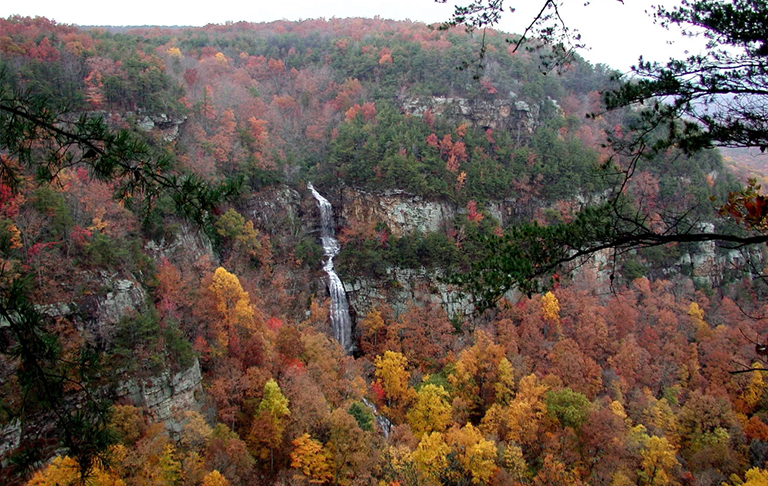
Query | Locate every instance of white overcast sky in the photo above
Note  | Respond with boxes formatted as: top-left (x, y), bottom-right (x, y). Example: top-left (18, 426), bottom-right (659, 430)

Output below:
top-left (0, 0), bottom-right (706, 72)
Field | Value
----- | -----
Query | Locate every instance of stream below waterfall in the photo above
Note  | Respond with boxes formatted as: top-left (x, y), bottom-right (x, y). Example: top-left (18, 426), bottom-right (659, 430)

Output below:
top-left (308, 183), bottom-right (353, 353)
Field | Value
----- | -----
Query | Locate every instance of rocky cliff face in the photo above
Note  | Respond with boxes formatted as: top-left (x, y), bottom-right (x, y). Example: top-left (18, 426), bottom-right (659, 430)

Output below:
top-left (344, 267), bottom-right (473, 318)
top-left (39, 272), bottom-right (205, 425)
top-left (674, 223), bottom-right (760, 288)
top-left (338, 186), bottom-right (582, 235)
top-left (402, 96), bottom-right (540, 135)
top-left (87, 275), bottom-right (204, 429)
top-left (336, 187), bottom-right (471, 318)
top-left (115, 360), bottom-right (204, 433)
top-left (331, 187), bottom-right (744, 319)
top-left (0, 422), bottom-right (20, 459)
top-left (338, 187), bottom-right (528, 236)
top-left (340, 187), bottom-right (456, 237)
top-left (0, 363), bottom-right (204, 459)
top-left (144, 222), bottom-right (215, 265)
top-left (37, 273), bottom-right (149, 349)
top-left (100, 111), bottom-right (187, 143)
top-left (1, 267), bottom-right (206, 464)
top-left (246, 186), bottom-right (305, 234)
top-left (133, 113), bottom-right (187, 142)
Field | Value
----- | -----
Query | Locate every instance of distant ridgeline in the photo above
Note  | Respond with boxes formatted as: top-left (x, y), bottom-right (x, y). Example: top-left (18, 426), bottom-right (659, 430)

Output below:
top-left (0, 15), bottom-right (732, 201)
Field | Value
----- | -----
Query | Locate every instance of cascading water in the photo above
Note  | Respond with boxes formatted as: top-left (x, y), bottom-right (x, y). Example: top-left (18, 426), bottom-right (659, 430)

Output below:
top-left (362, 397), bottom-right (392, 439)
top-left (308, 183), bottom-right (353, 353)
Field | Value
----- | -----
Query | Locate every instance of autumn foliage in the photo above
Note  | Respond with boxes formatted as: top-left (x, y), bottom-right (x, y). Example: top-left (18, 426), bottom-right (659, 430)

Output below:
top-left (1, 14), bottom-right (767, 486)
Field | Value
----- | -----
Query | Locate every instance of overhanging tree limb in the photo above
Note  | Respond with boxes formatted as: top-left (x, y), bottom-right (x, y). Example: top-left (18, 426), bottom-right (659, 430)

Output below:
top-left (453, 198), bottom-right (766, 311)
top-left (441, 0), bottom-right (768, 310)
top-left (0, 83), bottom-right (241, 227)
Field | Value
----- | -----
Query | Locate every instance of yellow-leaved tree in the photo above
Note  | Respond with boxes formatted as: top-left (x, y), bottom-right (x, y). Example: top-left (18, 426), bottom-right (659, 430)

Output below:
top-left (738, 363), bottom-right (768, 414)
top-left (481, 373), bottom-right (549, 447)
top-left (210, 267), bottom-right (255, 324)
top-left (412, 431), bottom-right (450, 484)
top-left (208, 267), bottom-right (259, 351)
top-left (166, 47), bottom-right (182, 59)
top-left (641, 391), bottom-right (680, 448)
top-left (444, 423), bottom-right (498, 485)
top-left (374, 350), bottom-right (415, 421)
top-left (202, 470), bottom-right (230, 486)
top-left (449, 330), bottom-right (507, 423)
top-left (25, 455), bottom-right (125, 486)
top-left (290, 433), bottom-right (333, 484)
top-left (406, 384), bottom-right (452, 437)
top-left (733, 468), bottom-right (768, 486)
top-left (247, 378), bottom-right (290, 469)
top-left (501, 443), bottom-right (529, 483)
top-left (638, 436), bottom-right (679, 486)
top-left (541, 291), bottom-right (561, 323)
top-left (687, 302), bottom-right (710, 340)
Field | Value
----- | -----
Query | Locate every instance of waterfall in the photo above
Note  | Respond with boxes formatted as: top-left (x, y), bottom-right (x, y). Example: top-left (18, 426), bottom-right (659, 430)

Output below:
top-left (308, 183), bottom-right (353, 353)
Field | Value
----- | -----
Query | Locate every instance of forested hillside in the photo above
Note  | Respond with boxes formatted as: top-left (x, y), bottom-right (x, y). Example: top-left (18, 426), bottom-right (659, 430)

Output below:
top-left (1, 15), bottom-right (767, 486)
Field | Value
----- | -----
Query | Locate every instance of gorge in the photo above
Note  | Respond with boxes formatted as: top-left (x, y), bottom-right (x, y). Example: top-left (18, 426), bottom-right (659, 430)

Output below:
top-left (1, 15), bottom-right (766, 486)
